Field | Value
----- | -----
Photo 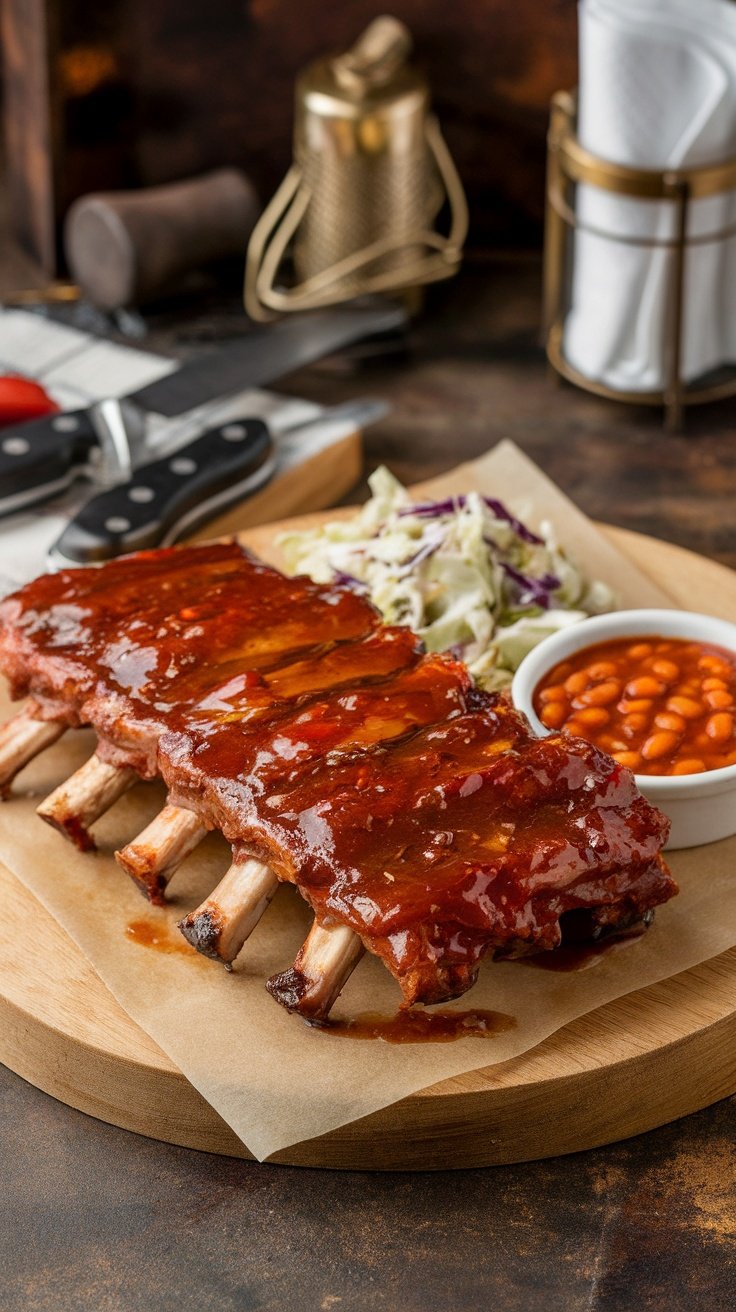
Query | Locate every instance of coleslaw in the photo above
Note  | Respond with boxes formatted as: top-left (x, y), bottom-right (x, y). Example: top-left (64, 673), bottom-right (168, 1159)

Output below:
top-left (279, 467), bottom-right (617, 690)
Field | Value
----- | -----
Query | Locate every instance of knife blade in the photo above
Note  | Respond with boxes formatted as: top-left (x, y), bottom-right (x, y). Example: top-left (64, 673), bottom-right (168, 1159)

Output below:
top-left (47, 398), bottom-right (388, 569)
top-left (0, 302), bottom-right (405, 517)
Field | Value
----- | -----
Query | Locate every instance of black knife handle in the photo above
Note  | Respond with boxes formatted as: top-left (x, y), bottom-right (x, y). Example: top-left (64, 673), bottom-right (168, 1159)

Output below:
top-left (53, 417), bottom-right (274, 564)
top-left (0, 409), bottom-right (98, 515)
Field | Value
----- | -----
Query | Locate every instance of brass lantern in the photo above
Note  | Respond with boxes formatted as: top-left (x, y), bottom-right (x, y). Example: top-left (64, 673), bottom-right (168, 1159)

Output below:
top-left (245, 16), bottom-right (468, 318)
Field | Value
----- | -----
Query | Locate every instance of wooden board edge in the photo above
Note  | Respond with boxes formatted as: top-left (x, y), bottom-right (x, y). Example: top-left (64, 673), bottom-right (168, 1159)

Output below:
top-left (269, 1009), bottom-right (736, 1169)
top-left (2, 843), bottom-right (735, 1167)
top-left (4, 964), bottom-right (735, 1170)
top-left (0, 985), bottom-right (255, 1160)
top-left (1, 517), bottom-right (735, 1167)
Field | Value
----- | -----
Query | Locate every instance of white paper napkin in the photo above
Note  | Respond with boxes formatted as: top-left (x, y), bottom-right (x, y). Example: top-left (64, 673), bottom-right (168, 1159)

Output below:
top-left (564, 0), bottom-right (736, 391)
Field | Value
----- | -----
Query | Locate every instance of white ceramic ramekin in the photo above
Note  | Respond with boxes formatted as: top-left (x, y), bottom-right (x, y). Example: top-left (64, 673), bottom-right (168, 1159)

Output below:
top-left (511, 608), bottom-right (736, 851)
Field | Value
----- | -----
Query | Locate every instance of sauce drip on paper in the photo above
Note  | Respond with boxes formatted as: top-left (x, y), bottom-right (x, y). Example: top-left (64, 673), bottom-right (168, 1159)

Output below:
top-left (126, 917), bottom-right (196, 956)
top-left (320, 1008), bottom-right (516, 1043)
top-left (523, 924), bottom-right (648, 972)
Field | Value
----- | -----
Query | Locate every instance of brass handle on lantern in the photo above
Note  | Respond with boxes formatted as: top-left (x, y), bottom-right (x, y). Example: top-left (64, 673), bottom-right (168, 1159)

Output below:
top-left (243, 117), bottom-right (469, 321)
top-left (332, 16), bottom-right (413, 92)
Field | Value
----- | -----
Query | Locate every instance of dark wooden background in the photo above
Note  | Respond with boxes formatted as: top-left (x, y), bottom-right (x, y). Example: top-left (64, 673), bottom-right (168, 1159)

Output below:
top-left (0, 54), bottom-right (735, 1304)
top-left (2, 0), bottom-right (578, 268)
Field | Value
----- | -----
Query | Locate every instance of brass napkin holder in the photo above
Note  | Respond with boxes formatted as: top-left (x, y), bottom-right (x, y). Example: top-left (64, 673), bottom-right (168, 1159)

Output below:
top-left (544, 90), bottom-right (736, 430)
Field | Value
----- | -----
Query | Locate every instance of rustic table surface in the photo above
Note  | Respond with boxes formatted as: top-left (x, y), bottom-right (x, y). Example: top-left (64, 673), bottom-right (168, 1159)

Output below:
top-left (0, 228), bottom-right (734, 1311)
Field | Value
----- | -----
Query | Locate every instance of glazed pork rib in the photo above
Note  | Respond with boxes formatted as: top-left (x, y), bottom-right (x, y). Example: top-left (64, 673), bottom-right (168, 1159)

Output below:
top-left (0, 542), bottom-right (676, 1019)
top-left (0, 540), bottom-right (381, 848)
top-left (167, 688), bottom-right (674, 1010)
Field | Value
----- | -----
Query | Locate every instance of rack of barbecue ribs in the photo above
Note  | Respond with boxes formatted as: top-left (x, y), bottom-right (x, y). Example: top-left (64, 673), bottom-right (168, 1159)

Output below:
top-left (0, 542), bottom-right (676, 1022)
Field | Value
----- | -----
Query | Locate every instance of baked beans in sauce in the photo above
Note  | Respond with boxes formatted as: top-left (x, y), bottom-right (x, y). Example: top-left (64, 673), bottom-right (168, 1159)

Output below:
top-left (533, 635), bottom-right (736, 776)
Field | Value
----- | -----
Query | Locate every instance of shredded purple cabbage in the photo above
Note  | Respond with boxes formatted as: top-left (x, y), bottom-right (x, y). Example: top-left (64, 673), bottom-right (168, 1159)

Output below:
top-left (481, 497), bottom-right (544, 546)
top-left (398, 496), bottom-right (466, 519)
top-left (331, 570), bottom-right (369, 594)
top-left (398, 493), bottom-right (544, 545)
top-left (397, 532), bottom-right (446, 576)
top-left (499, 561), bottom-right (560, 610)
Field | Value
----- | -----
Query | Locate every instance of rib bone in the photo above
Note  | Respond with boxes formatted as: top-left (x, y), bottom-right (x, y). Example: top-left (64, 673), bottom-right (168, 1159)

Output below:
top-left (0, 703), bottom-right (65, 791)
top-left (116, 802), bottom-right (207, 904)
top-left (180, 858), bottom-right (363, 1021)
top-left (266, 921), bottom-right (365, 1021)
top-left (37, 753), bottom-right (136, 851)
top-left (179, 855), bottom-right (279, 964)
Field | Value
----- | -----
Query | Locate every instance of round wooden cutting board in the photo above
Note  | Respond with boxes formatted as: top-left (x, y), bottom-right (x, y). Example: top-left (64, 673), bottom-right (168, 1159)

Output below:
top-left (1, 525), bottom-right (735, 1170)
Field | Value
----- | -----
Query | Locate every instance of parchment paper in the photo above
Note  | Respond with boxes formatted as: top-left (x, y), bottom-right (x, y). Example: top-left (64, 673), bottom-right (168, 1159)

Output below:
top-left (1, 441), bottom-right (735, 1163)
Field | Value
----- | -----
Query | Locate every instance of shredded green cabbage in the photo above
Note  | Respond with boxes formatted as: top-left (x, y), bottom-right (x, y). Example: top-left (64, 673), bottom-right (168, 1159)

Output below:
top-left (279, 468), bottom-right (617, 690)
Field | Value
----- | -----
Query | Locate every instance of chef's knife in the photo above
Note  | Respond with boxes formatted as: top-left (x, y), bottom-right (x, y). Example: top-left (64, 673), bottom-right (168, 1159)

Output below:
top-left (47, 398), bottom-right (388, 568)
top-left (0, 302), bottom-right (405, 516)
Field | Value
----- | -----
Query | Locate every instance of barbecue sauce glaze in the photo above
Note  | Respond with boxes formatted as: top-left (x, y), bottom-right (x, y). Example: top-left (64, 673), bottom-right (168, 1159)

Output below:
top-left (323, 1008), bottom-right (516, 1042)
top-left (126, 917), bottom-right (198, 956)
top-left (0, 543), bottom-right (677, 1008)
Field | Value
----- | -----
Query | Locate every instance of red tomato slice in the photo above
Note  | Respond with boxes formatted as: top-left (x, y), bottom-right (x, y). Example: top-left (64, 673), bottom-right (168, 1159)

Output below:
top-left (0, 375), bottom-right (59, 426)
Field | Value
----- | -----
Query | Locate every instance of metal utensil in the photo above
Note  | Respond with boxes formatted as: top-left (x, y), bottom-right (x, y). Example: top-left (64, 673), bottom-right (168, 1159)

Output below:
top-left (47, 398), bottom-right (388, 568)
top-left (0, 302), bottom-right (405, 517)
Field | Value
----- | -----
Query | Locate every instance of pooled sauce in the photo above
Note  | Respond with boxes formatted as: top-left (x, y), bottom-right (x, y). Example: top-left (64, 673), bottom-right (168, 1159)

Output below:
top-left (320, 1008), bottom-right (516, 1043)
top-left (523, 925), bottom-right (648, 972)
top-left (126, 917), bottom-right (195, 956)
